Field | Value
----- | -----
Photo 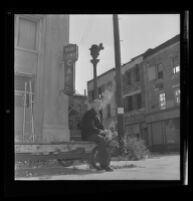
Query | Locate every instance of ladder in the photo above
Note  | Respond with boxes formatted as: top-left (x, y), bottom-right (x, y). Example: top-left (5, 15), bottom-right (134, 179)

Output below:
top-left (22, 80), bottom-right (35, 142)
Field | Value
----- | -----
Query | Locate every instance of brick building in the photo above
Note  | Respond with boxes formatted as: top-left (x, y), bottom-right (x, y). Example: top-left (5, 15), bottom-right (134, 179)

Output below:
top-left (87, 54), bottom-right (145, 133)
top-left (87, 34), bottom-right (180, 151)
top-left (122, 55), bottom-right (147, 142)
top-left (143, 34), bottom-right (180, 151)
top-left (87, 68), bottom-right (117, 129)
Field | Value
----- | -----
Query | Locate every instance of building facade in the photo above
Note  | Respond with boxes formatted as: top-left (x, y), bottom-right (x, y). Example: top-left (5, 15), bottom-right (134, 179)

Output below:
top-left (122, 55), bottom-right (148, 144)
top-left (68, 94), bottom-right (88, 141)
top-left (87, 55), bottom-right (145, 134)
top-left (87, 68), bottom-right (117, 129)
top-left (143, 35), bottom-right (180, 151)
top-left (14, 14), bottom-right (71, 143)
top-left (87, 34), bottom-right (180, 151)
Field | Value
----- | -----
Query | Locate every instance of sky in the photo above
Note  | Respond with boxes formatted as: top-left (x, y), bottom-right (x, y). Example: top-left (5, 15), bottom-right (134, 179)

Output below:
top-left (69, 14), bottom-right (180, 95)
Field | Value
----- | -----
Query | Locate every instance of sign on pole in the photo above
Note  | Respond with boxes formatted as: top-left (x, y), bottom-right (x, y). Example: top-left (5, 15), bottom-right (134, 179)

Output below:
top-left (63, 44), bottom-right (78, 95)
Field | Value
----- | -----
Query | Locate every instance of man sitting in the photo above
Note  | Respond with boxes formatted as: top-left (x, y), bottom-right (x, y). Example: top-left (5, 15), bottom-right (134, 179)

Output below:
top-left (81, 99), bottom-right (113, 172)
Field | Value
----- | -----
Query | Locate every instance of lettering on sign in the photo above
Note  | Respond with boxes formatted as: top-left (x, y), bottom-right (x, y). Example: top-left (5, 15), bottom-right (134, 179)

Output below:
top-left (63, 44), bottom-right (78, 61)
top-left (63, 44), bottom-right (78, 95)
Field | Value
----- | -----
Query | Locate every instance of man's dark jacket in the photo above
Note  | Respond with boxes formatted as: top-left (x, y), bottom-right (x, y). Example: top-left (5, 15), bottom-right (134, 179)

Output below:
top-left (81, 109), bottom-right (104, 140)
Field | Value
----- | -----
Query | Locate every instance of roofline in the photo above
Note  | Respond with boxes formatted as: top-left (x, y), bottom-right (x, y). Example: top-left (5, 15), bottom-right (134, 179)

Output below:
top-left (87, 34), bottom-right (180, 84)
top-left (143, 34), bottom-right (180, 58)
top-left (87, 56), bottom-right (143, 84)
top-left (87, 68), bottom-right (115, 84)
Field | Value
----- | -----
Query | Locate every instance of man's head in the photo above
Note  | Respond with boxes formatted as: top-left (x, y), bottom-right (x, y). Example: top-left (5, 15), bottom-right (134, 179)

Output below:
top-left (92, 99), bottom-right (103, 112)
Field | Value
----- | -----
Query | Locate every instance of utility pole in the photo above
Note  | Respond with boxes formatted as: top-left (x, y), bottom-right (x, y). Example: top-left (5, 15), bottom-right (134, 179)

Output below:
top-left (113, 14), bottom-right (125, 154)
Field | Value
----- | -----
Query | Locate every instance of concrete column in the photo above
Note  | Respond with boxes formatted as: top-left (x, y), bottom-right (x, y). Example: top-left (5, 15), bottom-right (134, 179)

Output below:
top-left (41, 15), bottom-right (70, 142)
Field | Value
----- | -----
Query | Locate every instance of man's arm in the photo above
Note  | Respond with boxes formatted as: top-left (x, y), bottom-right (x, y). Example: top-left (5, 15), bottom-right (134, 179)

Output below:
top-left (84, 111), bottom-right (104, 135)
top-left (87, 118), bottom-right (103, 134)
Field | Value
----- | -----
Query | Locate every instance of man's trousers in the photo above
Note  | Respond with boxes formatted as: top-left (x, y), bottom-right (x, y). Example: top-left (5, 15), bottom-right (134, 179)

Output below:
top-left (87, 134), bottom-right (111, 168)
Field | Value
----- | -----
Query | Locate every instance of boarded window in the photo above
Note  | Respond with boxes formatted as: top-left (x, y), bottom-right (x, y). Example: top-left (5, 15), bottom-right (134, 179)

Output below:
top-left (148, 66), bottom-right (156, 81)
top-left (107, 104), bottom-right (111, 118)
top-left (17, 18), bottom-right (37, 50)
top-left (125, 96), bottom-right (132, 112)
top-left (126, 70), bottom-right (131, 85)
top-left (124, 97), bottom-right (128, 112)
top-left (128, 96), bottom-right (132, 111)
top-left (89, 90), bottom-right (94, 101)
top-left (136, 93), bottom-right (142, 109)
top-left (106, 81), bottom-right (112, 89)
top-left (135, 65), bottom-right (140, 81)
top-left (151, 122), bottom-right (164, 145)
top-left (101, 84), bottom-right (106, 94)
top-left (157, 64), bottom-right (164, 79)
top-left (155, 82), bottom-right (164, 91)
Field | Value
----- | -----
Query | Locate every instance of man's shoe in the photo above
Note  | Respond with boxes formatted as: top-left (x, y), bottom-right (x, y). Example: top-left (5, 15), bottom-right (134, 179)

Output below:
top-left (102, 166), bottom-right (114, 172)
top-left (95, 166), bottom-right (104, 171)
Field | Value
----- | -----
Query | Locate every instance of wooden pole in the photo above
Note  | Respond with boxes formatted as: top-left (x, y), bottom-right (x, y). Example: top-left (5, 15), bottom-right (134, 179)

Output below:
top-left (113, 14), bottom-right (125, 153)
top-left (22, 82), bottom-right (27, 142)
top-left (30, 80), bottom-right (35, 142)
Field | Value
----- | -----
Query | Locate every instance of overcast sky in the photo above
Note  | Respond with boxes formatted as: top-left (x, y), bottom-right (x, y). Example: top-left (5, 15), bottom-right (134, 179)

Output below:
top-left (69, 14), bottom-right (180, 95)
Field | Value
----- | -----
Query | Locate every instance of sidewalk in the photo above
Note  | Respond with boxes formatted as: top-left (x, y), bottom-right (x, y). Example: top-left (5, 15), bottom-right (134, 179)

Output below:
top-left (15, 154), bottom-right (180, 180)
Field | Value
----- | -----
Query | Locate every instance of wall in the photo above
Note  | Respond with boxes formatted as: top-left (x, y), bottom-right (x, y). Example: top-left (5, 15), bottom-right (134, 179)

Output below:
top-left (143, 42), bottom-right (180, 113)
top-left (87, 56), bottom-right (145, 130)
top-left (14, 15), bottom-right (70, 143)
top-left (68, 95), bottom-right (88, 140)
top-left (42, 15), bottom-right (70, 142)
top-left (87, 69), bottom-right (117, 129)
top-left (143, 41), bottom-right (180, 148)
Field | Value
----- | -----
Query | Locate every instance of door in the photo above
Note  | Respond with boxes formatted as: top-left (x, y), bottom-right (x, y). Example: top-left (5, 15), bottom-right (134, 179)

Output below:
top-left (151, 122), bottom-right (164, 145)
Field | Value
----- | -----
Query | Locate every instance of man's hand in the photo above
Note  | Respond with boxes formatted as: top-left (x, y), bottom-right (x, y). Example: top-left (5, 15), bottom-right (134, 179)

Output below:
top-left (99, 130), bottom-right (106, 136)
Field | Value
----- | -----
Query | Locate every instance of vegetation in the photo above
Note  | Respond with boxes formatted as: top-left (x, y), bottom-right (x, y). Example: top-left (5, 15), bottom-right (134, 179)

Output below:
top-left (109, 135), bottom-right (150, 160)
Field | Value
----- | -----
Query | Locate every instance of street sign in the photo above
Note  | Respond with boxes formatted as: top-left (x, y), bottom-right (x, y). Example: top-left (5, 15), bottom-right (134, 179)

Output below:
top-left (63, 44), bottom-right (78, 61)
top-left (63, 44), bottom-right (78, 95)
top-left (64, 59), bottom-right (74, 95)
top-left (117, 107), bottom-right (124, 114)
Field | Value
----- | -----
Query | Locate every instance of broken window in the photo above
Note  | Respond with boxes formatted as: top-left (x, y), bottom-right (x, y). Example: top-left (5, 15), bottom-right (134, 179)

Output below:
top-left (172, 56), bottom-right (180, 74)
top-left (157, 63), bottom-right (164, 79)
top-left (175, 88), bottom-right (180, 104)
top-left (159, 92), bottom-right (166, 110)
top-left (135, 65), bottom-right (140, 82)
top-left (148, 66), bottom-right (156, 81)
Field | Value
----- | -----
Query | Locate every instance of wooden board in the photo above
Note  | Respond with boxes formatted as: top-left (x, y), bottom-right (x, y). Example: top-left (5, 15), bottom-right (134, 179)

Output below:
top-left (15, 148), bottom-right (91, 162)
top-left (15, 141), bottom-right (97, 154)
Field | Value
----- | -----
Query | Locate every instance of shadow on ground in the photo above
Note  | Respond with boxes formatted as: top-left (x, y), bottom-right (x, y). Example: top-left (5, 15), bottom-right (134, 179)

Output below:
top-left (15, 167), bottom-right (101, 178)
top-left (15, 163), bottom-right (139, 178)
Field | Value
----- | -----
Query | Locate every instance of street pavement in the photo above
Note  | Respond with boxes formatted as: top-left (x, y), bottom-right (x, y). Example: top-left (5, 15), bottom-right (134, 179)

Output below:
top-left (15, 154), bottom-right (180, 180)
